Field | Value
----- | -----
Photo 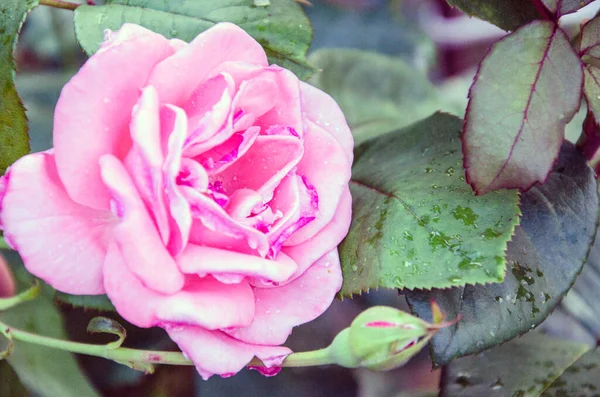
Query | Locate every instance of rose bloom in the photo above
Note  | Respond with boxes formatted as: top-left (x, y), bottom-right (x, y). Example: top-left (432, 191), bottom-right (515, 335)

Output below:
top-left (0, 23), bottom-right (353, 378)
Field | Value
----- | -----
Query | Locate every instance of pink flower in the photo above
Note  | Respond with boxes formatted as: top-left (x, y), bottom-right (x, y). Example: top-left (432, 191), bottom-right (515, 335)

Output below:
top-left (0, 23), bottom-right (353, 379)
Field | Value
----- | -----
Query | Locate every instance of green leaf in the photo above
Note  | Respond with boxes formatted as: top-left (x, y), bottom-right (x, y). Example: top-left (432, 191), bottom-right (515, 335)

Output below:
top-left (308, 49), bottom-right (441, 146)
top-left (0, 360), bottom-right (28, 397)
top-left (440, 332), bottom-right (590, 397)
top-left (54, 291), bottom-right (116, 312)
top-left (540, 0), bottom-right (595, 18)
top-left (580, 17), bottom-right (600, 123)
top-left (1, 255), bottom-right (100, 397)
top-left (446, 0), bottom-right (542, 31)
top-left (87, 317), bottom-right (126, 349)
top-left (406, 142), bottom-right (599, 367)
top-left (0, 0), bottom-right (37, 174)
top-left (73, 0), bottom-right (315, 80)
top-left (463, 22), bottom-right (582, 195)
top-left (339, 113), bottom-right (520, 297)
top-left (541, 349), bottom-right (600, 397)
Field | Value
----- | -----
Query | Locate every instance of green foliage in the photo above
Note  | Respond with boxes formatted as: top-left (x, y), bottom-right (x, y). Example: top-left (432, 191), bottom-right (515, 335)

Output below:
top-left (1, 256), bottom-right (99, 397)
top-left (541, 349), bottom-right (600, 397)
top-left (463, 21), bottom-right (582, 195)
top-left (581, 17), bottom-right (600, 123)
top-left (339, 113), bottom-right (520, 297)
top-left (73, 0), bottom-right (315, 80)
top-left (0, 0), bottom-right (37, 174)
top-left (308, 49), bottom-right (441, 146)
top-left (446, 0), bottom-right (541, 31)
top-left (441, 332), bottom-right (593, 397)
top-left (406, 143), bottom-right (599, 367)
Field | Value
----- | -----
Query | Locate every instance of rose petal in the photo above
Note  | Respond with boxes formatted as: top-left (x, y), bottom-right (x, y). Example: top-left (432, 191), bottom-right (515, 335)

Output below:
top-left (185, 187), bottom-right (270, 256)
top-left (166, 326), bottom-right (291, 380)
top-left (183, 73), bottom-right (234, 146)
top-left (54, 28), bottom-right (174, 209)
top-left (125, 85), bottom-right (170, 244)
top-left (195, 126), bottom-right (261, 174)
top-left (176, 244), bottom-right (297, 284)
top-left (282, 187), bottom-right (352, 280)
top-left (299, 81), bottom-right (354, 161)
top-left (103, 244), bottom-right (255, 329)
top-left (224, 249), bottom-right (342, 345)
top-left (217, 135), bottom-right (304, 202)
top-left (255, 67), bottom-right (303, 137)
top-left (100, 155), bottom-right (184, 294)
top-left (163, 105), bottom-right (193, 255)
top-left (283, 122), bottom-right (351, 246)
top-left (148, 23), bottom-right (268, 107)
top-left (0, 152), bottom-right (113, 294)
top-left (230, 74), bottom-right (279, 131)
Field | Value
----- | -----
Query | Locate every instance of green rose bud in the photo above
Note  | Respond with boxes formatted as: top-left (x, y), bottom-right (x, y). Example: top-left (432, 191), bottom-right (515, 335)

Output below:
top-left (324, 302), bottom-right (458, 371)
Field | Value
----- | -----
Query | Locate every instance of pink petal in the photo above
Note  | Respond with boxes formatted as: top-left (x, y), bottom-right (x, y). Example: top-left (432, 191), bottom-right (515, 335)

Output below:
top-left (282, 187), bottom-right (352, 279)
top-left (255, 67), bottom-right (303, 137)
top-left (148, 23), bottom-right (268, 107)
top-left (299, 81), bottom-right (354, 162)
top-left (176, 244), bottom-right (297, 285)
top-left (265, 174), bottom-right (313, 258)
top-left (54, 28), bottom-right (174, 209)
top-left (224, 250), bottom-right (342, 345)
top-left (194, 126), bottom-right (260, 174)
top-left (166, 326), bottom-right (291, 380)
top-left (99, 155), bottom-right (184, 294)
top-left (103, 244), bottom-right (255, 329)
top-left (163, 105), bottom-right (193, 255)
top-left (125, 86), bottom-right (170, 244)
top-left (283, 123), bottom-right (351, 246)
top-left (183, 73), bottom-right (234, 145)
top-left (0, 254), bottom-right (15, 298)
top-left (230, 74), bottom-right (279, 131)
top-left (217, 135), bottom-right (304, 201)
top-left (185, 187), bottom-right (270, 256)
top-left (0, 152), bottom-right (113, 294)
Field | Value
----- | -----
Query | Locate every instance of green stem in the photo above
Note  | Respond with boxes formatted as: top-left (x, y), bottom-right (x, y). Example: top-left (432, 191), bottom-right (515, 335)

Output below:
top-left (39, 0), bottom-right (80, 10)
top-left (0, 320), bottom-right (194, 366)
top-left (0, 319), bottom-right (335, 369)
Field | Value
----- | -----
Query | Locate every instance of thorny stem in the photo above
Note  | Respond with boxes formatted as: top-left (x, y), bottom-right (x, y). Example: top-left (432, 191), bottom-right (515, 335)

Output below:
top-left (39, 0), bottom-right (80, 11)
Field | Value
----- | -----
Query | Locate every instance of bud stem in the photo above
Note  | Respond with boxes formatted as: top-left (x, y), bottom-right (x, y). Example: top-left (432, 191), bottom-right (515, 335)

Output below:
top-left (0, 317), bottom-right (336, 370)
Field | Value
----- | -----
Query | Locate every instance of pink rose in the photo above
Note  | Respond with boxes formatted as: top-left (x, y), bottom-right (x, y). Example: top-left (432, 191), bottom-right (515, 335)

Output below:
top-left (0, 23), bottom-right (353, 379)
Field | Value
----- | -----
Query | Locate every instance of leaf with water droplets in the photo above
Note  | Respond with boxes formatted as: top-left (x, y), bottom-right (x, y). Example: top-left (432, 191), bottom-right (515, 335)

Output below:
top-left (463, 21), bottom-right (582, 195)
top-left (74, 0), bottom-right (315, 80)
top-left (0, 0), bottom-right (38, 173)
top-left (406, 142), bottom-right (599, 367)
top-left (440, 332), bottom-right (590, 397)
top-left (541, 349), bottom-right (600, 397)
top-left (339, 112), bottom-right (520, 297)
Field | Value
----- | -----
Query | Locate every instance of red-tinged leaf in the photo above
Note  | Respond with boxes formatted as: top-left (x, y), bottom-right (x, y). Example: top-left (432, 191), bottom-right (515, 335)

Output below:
top-left (540, 0), bottom-right (595, 18)
top-left (580, 16), bottom-right (600, 59)
top-left (463, 21), bottom-right (582, 195)
top-left (577, 110), bottom-right (600, 172)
